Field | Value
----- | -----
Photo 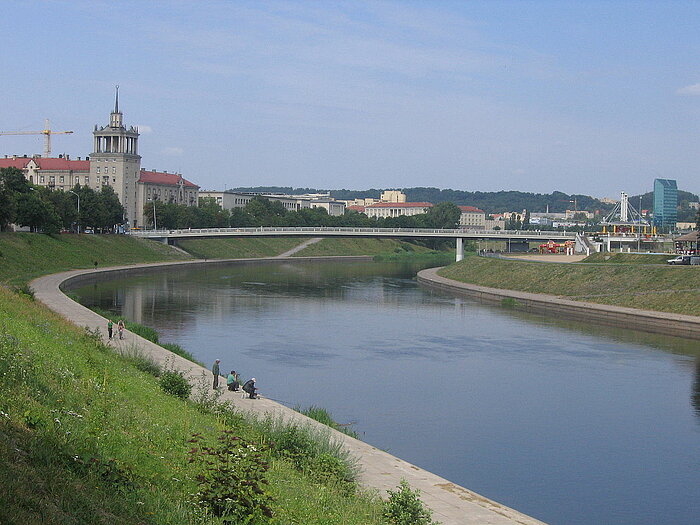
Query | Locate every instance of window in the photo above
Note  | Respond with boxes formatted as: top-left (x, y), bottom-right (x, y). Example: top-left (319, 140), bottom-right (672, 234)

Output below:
top-left (40, 176), bottom-right (45, 183)
top-left (112, 166), bottom-right (116, 174)
top-left (85, 176), bottom-right (90, 184)
top-left (59, 176), bottom-right (65, 183)
top-left (96, 167), bottom-right (100, 174)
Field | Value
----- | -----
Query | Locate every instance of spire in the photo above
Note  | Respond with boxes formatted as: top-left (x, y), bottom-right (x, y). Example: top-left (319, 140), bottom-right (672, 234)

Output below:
top-left (110, 85), bottom-right (123, 128)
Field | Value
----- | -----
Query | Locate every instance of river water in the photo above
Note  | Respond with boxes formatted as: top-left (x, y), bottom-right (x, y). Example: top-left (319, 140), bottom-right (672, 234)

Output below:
top-left (72, 259), bottom-right (700, 525)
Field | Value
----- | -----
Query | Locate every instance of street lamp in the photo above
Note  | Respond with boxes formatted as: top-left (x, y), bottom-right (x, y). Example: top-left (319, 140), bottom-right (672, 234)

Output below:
top-left (69, 190), bottom-right (80, 233)
top-left (152, 199), bottom-right (157, 230)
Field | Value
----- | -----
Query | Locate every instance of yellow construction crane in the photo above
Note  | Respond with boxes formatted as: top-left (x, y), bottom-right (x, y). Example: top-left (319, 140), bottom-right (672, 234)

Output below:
top-left (0, 119), bottom-right (73, 158)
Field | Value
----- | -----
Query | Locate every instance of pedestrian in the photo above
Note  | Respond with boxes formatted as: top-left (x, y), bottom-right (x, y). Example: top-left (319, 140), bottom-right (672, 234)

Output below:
top-left (227, 370), bottom-right (240, 391)
top-left (117, 319), bottom-right (125, 340)
top-left (212, 359), bottom-right (221, 389)
top-left (94, 260), bottom-right (98, 270)
top-left (242, 377), bottom-right (258, 399)
top-left (107, 319), bottom-right (114, 340)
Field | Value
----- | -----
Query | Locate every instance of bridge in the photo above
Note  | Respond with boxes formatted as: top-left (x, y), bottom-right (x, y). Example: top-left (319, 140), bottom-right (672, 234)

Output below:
top-left (129, 226), bottom-right (578, 261)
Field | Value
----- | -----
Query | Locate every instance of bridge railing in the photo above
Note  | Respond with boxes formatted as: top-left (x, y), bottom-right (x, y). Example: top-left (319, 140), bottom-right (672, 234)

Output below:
top-left (128, 226), bottom-right (578, 239)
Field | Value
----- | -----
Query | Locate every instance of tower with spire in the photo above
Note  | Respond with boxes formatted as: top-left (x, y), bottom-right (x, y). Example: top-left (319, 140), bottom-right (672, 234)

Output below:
top-left (90, 86), bottom-right (142, 227)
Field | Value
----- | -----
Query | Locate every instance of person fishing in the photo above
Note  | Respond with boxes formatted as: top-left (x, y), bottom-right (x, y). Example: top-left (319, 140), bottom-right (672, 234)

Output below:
top-left (227, 370), bottom-right (240, 391)
top-left (242, 377), bottom-right (258, 399)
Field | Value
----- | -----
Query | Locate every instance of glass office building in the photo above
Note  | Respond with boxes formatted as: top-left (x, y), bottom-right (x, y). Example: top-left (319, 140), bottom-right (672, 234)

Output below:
top-left (653, 178), bottom-right (677, 229)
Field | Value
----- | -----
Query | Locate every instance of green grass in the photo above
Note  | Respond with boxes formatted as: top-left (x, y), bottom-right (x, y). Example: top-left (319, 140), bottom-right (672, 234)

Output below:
top-left (581, 252), bottom-right (671, 264)
top-left (293, 237), bottom-right (435, 257)
top-left (0, 233), bottom-right (190, 286)
top-left (175, 237), bottom-right (304, 259)
top-left (438, 253), bottom-right (700, 316)
top-left (0, 285), bottom-right (386, 524)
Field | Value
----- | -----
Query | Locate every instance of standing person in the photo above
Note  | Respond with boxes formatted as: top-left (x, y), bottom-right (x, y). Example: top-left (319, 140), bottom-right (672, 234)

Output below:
top-left (107, 319), bottom-right (114, 340)
top-left (212, 359), bottom-right (221, 389)
top-left (227, 370), bottom-right (240, 391)
top-left (117, 319), bottom-right (125, 340)
top-left (242, 378), bottom-right (258, 399)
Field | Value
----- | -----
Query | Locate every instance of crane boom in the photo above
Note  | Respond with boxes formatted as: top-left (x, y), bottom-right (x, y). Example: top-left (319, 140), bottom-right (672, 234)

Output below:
top-left (0, 119), bottom-right (73, 157)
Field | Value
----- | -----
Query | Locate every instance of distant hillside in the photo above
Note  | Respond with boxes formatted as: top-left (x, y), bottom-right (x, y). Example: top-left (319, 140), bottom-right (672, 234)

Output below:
top-left (231, 186), bottom-right (698, 216)
top-left (232, 186), bottom-right (611, 213)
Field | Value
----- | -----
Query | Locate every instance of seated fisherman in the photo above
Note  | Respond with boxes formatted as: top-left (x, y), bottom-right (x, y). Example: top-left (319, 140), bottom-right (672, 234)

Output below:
top-left (242, 378), bottom-right (258, 399)
top-left (227, 370), bottom-right (240, 391)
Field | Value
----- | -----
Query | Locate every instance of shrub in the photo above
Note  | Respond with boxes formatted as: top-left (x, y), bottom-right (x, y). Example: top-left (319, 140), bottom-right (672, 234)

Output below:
top-left (273, 424), bottom-right (315, 469)
top-left (188, 431), bottom-right (273, 522)
top-left (159, 370), bottom-right (191, 399)
top-left (383, 479), bottom-right (439, 525)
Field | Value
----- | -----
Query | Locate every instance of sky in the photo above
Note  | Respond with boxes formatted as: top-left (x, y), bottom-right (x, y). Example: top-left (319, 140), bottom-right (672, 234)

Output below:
top-left (1, 0), bottom-right (699, 198)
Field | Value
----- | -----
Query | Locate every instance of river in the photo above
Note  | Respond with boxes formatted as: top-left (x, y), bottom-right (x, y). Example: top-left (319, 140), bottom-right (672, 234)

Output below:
top-left (72, 258), bottom-right (700, 525)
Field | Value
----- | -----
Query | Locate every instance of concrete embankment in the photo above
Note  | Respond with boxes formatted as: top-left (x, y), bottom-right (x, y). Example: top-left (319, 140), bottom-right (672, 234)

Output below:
top-left (418, 267), bottom-right (700, 340)
top-left (31, 257), bottom-right (547, 525)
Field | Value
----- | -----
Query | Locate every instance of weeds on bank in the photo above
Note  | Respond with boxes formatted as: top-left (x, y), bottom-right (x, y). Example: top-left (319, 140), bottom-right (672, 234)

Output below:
top-left (0, 287), bottom-right (391, 524)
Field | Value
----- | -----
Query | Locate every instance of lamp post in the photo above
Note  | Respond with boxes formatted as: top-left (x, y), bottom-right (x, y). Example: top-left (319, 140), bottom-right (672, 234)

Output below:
top-left (152, 200), bottom-right (157, 231)
top-left (69, 190), bottom-right (80, 233)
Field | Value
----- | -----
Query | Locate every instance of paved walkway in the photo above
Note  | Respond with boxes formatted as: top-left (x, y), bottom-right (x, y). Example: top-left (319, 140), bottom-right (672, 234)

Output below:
top-left (31, 259), bottom-right (547, 525)
top-left (276, 237), bottom-right (323, 257)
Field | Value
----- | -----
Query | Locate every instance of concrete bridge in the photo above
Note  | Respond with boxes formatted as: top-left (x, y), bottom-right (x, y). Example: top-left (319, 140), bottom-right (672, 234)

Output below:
top-left (129, 226), bottom-right (578, 261)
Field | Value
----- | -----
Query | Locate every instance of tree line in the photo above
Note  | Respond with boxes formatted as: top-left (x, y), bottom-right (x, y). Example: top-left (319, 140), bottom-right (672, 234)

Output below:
top-left (144, 196), bottom-right (464, 231)
top-left (0, 167), bottom-right (123, 233)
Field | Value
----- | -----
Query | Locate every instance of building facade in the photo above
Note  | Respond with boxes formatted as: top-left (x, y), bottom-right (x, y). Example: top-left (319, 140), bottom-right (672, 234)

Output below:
top-left (0, 89), bottom-right (199, 228)
top-left (364, 202), bottom-right (433, 218)
top-left (653, 178), bottom-right (677, 229)
top-left (458, 205), bottom-right (485, 229)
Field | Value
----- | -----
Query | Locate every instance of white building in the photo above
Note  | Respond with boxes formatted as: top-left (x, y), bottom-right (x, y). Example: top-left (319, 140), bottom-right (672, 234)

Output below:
top-left (199, 191), bottom-right (345, 216)
top-left (364, 202), bottom-right (433, 218)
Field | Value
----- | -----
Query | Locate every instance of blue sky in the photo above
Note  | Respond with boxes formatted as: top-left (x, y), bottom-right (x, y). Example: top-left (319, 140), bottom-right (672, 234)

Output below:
top-left (1, 0), bottom-right (699, 198)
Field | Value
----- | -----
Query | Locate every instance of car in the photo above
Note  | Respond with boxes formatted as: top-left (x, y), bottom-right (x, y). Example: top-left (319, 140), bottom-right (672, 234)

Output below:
top-left (666, 255), bottom-right (700, 265)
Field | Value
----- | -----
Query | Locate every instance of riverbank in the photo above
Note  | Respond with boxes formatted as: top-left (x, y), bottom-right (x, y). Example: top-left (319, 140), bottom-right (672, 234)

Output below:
top-left (33, 258), bottom-right (546, 525)
top-left (437, 253), bottom-right (700, 316)
top-left (418, 266), bottom-right (700, 340)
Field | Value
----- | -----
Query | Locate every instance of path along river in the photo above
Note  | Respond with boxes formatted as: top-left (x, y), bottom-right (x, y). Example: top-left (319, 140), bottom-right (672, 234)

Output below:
top-left (71, 258), bottom-right (700, 525)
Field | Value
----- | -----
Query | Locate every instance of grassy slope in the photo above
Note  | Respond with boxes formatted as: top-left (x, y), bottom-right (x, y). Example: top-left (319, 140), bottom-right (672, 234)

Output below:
top-left (175, 237), bottom-right (304, 259)
top-left (581, 252), bottom-right (670, 264)
top-left (0, 286), bottom-right (384, 524)
top-left (0, 233), bottom-right (190, 286)
top-left (438, 254), bottom-right (700, 316)
top-left (293, 237), bottom-right (435, 257)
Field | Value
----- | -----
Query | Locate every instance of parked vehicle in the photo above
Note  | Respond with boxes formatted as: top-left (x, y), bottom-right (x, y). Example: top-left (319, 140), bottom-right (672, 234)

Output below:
top-left (667, 255), bottom-right (700, 265)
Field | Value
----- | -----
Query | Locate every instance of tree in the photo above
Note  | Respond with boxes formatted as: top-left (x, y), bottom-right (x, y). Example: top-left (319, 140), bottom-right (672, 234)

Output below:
top-left (97, 186), bottom-right (125, 230)
top-left (425, 202), bottom-right (460, 229)
top-left (14, 193), bottom-right (61, 233)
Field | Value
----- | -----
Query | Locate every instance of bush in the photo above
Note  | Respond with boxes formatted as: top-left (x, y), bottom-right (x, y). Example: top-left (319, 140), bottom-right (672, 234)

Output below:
top-left (273, 424), bottom-right (315, 469)
top-left (188, 431), bottom-right (273, 522)
top-left (159, 370), bottom-right (191, 399)
top-left (383, 479), bottom-right (439, 525)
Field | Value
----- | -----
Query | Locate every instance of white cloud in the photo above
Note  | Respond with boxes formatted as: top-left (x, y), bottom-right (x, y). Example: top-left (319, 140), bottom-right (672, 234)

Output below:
top-left (676, 83), bottom-right (700, 95)
top-left (161, 147), bottom-right (183, 156)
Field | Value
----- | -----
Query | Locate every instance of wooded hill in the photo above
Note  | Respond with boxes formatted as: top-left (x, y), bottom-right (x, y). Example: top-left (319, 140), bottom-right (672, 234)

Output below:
top-left (232, 186), bottom-right (698, 217)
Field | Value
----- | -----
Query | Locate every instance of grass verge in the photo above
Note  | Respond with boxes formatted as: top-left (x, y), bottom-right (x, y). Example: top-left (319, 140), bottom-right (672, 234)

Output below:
top-left (174, 237), bottom-right (303, 259)
top-left (438, 253), bottom-right (700, 316)
top-left (0, 285), bottom-right (386, 524)
top-left (293, 237), bottom-right (436, 257)
top-left (0, 233), bottom-right (190, 287)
